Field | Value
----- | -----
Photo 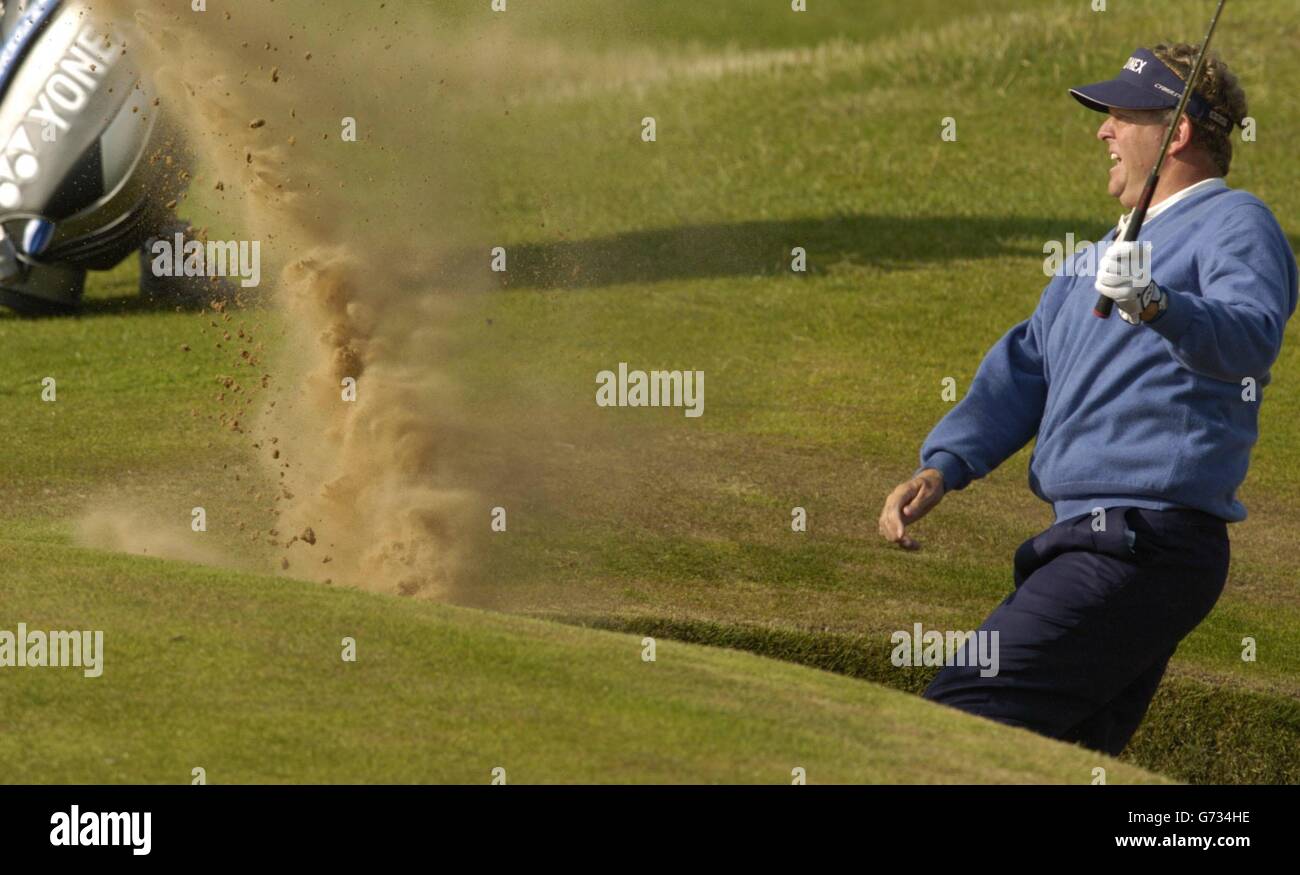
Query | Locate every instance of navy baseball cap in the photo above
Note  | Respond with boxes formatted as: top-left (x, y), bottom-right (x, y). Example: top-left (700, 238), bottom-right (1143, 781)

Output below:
top-left (1070, 47), bottom-right (1233, 134)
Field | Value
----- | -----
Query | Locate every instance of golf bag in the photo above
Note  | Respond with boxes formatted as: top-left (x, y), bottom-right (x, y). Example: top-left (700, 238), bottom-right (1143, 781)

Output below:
top-left (0, 0), bottom-right (187, 315)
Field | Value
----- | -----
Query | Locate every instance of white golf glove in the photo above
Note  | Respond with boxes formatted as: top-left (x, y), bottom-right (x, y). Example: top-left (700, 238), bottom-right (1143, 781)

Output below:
top-left (1095, 237), bottom-right (1166, 325)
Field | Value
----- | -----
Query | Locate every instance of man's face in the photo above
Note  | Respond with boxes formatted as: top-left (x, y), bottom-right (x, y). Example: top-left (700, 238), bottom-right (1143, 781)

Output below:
top-left (1097, 108), bottom-right (1169, 208)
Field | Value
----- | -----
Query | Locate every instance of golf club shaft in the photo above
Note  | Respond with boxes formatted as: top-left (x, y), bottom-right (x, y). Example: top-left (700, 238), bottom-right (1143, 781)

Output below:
top-left (1093, 0), bottom-right (1228, 319)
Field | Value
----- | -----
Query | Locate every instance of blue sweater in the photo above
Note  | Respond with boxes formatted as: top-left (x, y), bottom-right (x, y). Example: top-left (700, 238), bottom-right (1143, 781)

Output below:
top-left (917, 183), bottom-right (1298, 523)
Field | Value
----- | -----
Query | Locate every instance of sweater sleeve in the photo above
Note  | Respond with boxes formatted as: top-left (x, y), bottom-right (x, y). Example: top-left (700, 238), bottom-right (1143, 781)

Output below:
top-left (914, 292), bottom-right (1051, 491)
top-left (1147, 204), bottom-right (1299, 381)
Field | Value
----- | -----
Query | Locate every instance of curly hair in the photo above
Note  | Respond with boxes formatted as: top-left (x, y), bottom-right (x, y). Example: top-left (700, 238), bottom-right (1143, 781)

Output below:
top-left (1151, 43), bottom-right (1249, 176)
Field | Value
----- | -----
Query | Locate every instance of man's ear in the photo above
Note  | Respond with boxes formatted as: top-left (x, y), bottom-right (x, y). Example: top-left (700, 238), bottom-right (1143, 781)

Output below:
top-left (1167, 114), bottom-right (1196, 156)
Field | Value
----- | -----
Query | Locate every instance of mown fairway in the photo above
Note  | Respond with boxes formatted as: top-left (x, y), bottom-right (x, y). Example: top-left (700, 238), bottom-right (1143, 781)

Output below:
top-left (2, 0), bottom-right (1297, 783)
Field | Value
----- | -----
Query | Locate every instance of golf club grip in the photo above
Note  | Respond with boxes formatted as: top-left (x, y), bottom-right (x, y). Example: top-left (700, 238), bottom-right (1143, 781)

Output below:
top-left (1093, 183), bottom-right (1155, 318)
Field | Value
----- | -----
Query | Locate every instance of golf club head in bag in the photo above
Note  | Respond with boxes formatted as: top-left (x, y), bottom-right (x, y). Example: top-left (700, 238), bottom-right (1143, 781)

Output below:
top-left (0, 0), bottom-right (190, 315)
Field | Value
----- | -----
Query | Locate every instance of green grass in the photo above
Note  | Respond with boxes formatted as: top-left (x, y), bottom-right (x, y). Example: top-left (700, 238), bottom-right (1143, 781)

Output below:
top-left (0, 539), bottom-right (1165, 784)
top-left (2, 0), bottom-right (1298, 783)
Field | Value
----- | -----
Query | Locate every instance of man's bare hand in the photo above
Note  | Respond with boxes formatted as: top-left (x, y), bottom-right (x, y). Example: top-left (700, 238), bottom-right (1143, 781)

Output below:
top-left (878, 468), bottom-right (946, 550)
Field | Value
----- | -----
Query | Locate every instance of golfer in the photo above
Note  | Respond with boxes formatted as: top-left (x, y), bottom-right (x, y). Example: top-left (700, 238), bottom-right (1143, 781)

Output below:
top-left (877, 43), bottom-right (1297, 755)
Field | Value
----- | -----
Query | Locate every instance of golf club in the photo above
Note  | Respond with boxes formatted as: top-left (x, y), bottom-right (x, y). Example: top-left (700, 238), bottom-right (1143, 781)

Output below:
top-left (1094, 0), bottom-right (1229, 319)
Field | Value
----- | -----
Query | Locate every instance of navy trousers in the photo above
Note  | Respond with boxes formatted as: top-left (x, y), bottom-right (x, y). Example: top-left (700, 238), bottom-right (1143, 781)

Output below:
top-left (922, 506), bottom-right (1230, 756)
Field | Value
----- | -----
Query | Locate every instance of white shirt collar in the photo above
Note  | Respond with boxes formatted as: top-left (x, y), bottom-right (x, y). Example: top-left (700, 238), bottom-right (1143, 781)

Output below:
top-left (1118, 175), bottom-right (1227, 231)
top-left (1145, 176), bottom-right (1227, 221)
top-left (1118, 176), bottom-right (1227, 234)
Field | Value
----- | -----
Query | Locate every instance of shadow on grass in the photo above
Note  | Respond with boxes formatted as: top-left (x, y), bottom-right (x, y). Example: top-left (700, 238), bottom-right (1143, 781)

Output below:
top-left (451, 215), bottom-right (1300, 291)
top-left (447, 215), bottom-right (1300, 292)
top-left (0, 294), bottom-right (211, 320)
top-left (441, 214), bottom-right (1111, 290)
top-left (77, 294), bottom-right (203, 317)
top-left (1, 285), bottom-right (261, 320)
